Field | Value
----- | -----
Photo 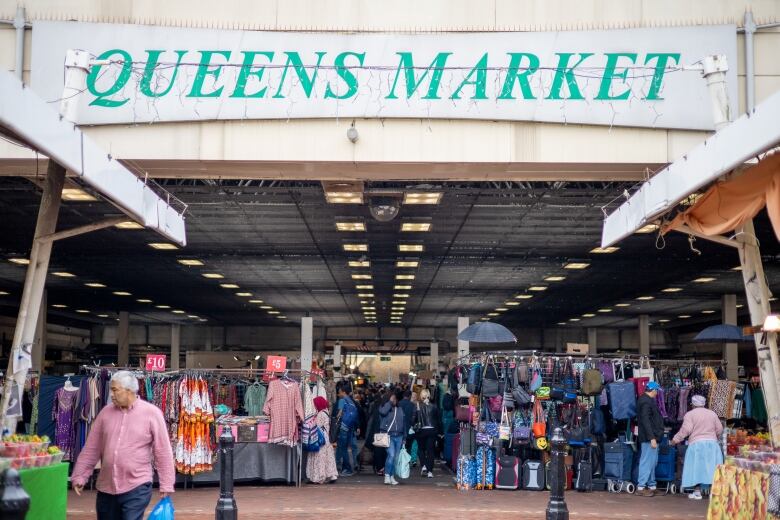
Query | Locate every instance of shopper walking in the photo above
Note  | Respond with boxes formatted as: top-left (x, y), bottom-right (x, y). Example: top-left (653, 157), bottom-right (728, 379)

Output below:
top-left (307, 396), bottom-right (339, 484)
top-left (366, 390), bottom-right (388, 475)
top-left (71, 371), bottom-right (175, 520)
top-left (635, 381), bottom-right (665, 497)
top-left (413, 389), bottom-right (441, 478)
top-left (670, 395), bottom-right (724, 500)
top-left (335, 385), bottom-right (360, 476)
top-left (400, 390), bottom-right (416, 456)
top-left (379, 390), bottom-right (406, 485)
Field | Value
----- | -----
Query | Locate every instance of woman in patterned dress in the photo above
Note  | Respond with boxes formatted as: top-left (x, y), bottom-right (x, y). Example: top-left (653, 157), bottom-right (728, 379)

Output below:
top-left (307, 396), bottom-right (338, 484)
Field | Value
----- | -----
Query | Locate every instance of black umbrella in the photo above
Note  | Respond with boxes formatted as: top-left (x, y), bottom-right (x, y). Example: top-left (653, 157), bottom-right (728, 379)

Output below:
top-left (694, 324), bottom-right (754, 343)
top-left (457, 322), bottom-right (517, 343)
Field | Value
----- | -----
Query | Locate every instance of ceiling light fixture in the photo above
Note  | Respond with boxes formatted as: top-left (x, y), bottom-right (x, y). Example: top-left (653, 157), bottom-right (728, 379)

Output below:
top-left (351, 274), bottom-right (372, 280)
top-left (401, 222), bottom-right (431, 232)
top-left (662, 287), bottom-right (684, 293)
top-left (659, 319), bottom-right (671, 323)
top-left (236, 292), bottom-right (253, 297)
top-left (569, 318), bottom-right (580, 322)
top-left (394, 285), bottom-right (412, 290)
top-left (395, 274), bottom-right (415, 280)
top-left (582, 313), bottom-right (596, 318)
top-left (249, 299), bottom-right (264, 304)
top-left (260, 305), bottom-right (273, 310)
top-left (635, 223), bottom-right (659, 234)
top-left (355, 284), bottom-right (373, 290)
top-left (678, 315), bottom-right (692, 319)
top-left (693, 277), bottom-right (717, 283)
top-left (505, 302), bottom-right (520, 306)
top-left (75, 309), bottom-right (90, 314)
top-left (115, 221), bottom-right (143, 230)
top-left (137, 299), bottom-right (153, 303)
top-left (8, 258), bottom-right (30, 265)
top-left (515, 294), bottom-right (533, 300)
top-left (403, 192), bottom-right (443, 205)
top-left (53, 272), bottom-right (76, 278)
top-left (113, 291), bottom-right (131, 296)
top-left (178, 259), bottom-right (204, 266)
top-left (52, 304), bottom-right (67, 308)
top-left (636, 296), bottom-right (655, 301)
top-left (358, 293), bottom-right (375, 298)
top-left (544, 276), bottom-right (566, 282)
top-left (396, 260), bottom-right (419, 268)
top-left (85, 282), bottom-right (106, 288)
top-left (156, 305), bottom-right (171, 309)
top-left (202, 273), bottom-right (224, 279)
top-left (488, 312), bottom-right (499, 317)
top-left (325, 192), bottom-right (363, 204)
top-left (62, 188), bottom-right (97, 201)
top-left (702, 310), bottom-right (716, 314)
top-left (590, 246), bottom-right (620, 254)
top-left (348, 260), bottom-right (370, 268)
top-left (220, 283), bottom-right (239, 289)
top-left (399, 244), bottom-right (424, 252)
top-left (598, 308), bottom-right (612, 313)
top-left (148, 242), bottom-right (178, 250)
top-left (615, 303), bottom-right (631, 307)
top-left (343, 244), bottom-right (368, 252)
top-left (495, 307), bottom-right (508, 312)
top-left (528, 286), bottom-right (548, 292)
top-left (564, 262), bottom-right (590, 270)
top-left (336, 222), bottom-right (366, 232)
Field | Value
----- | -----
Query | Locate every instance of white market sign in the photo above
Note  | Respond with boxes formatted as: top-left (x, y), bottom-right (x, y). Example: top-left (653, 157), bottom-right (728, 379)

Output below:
top-left (31, 22), bottom-right (737, 130)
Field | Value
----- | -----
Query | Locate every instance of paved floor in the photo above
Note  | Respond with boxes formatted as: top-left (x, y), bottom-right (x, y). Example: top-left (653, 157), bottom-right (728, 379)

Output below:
top-left (66, 463), bottom-right (709, 519)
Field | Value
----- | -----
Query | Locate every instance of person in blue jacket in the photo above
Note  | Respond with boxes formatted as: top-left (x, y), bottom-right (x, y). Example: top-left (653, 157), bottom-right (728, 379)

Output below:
top-left (379, 390), bottom-right (406, 485)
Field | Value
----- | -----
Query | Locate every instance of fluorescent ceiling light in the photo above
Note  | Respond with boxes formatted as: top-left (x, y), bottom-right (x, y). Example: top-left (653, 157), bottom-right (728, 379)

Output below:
top-left (268, 311), bottom-right (280, 315)
top-left (343, 244), bottom-right (368, 252)
top-left (693, 277), bottom-right (717, 283)
top-left (326, 192), bottom-right (363, 204)
top-left (598, 309), bottom-right (612, 313)
top-left (148, 242), bottom-right (178, 250)
top-left (113, 291), bottom-right (131, 296)
top-left (156, 305), bottom-right (171, 309)
top-left (52, 304), bottom-right (67, 308)
top-left (336, 222), bottom-right (366, 232)
top-left (569, 318), bottom-right (580, 322)
top-left (615, 303), bottom-right (631, 307)
top-left (702, 310), bottom-right (716, 314)
top-left (636, 296), bottom-right (655, 301)
top-left (115, 221), bottom-right (143, 230)
top-left (515, 294), bottom-right (533, 300)
top-left (53, 272), bottom-right (76, 278)
top-left (348, 261), bottom-right (370, 268)
top-left (202, 273), bottom-right (224, 279)
top-left (236, 292), bottom-right (252, 297)
top-left (590, 246), bottom-right (620, 254)
top-left (277, 315), bottom-right (287, 319)
top-left (360, 300), bottom-right (370, 305)
top-left (171, 310), bottom-right (185, 314)
top-left (396, 261), bottom-right (419, 268)
top-left (394, 285), bottom-right (412, 290)
top-left (495, 307), bottom-right (508, 312)
top-left (178, 259), bottom-right (204, 266)
top-left (137, 299), bottom-right (152, 303)
top-left (0, 291), bottom-right (8, 295)
top-left (249, 299), bottom-right (264, 304)
top-left (636, 224), bottom-right (659, 234)
top-left (582, 313), bottom-right (596, 318)
top-left (732, 266), bottom-right (742, 271)
top-left (62, 188), bottom-right (97, 201)
top-left (97, 314), bottom-right (109, 318)
top-left (396, 274), bottom-right (415, 280)
top-left (356, 285), bottom-right (373, 290)
top-left (488, 312), bottom-right (499, 317)
top-left (75, 309), bottom-right (90, 314)
top-left (403, 192), bottom-right (442, 205)
top-left (8, 258), bottom-right (29, 265)
top-left (399, 244), bottom-right (424, 252)
top-left (564, 262), bottom-right (590, 270)
top-left (557, 322), bottom-right (566, 325)
top-left (678, 315), bottom-right (692, 319)
top-left (220, 283), bottom-right (239, 289)
top-left (392, 301), bottom-right (406, 306)
top-left (662, 287), bottom-right (683, 293)
top-left (505, 302), bottom-right (520, 306)
top-left (394, 294), bottom-right (410, 298)
top-left (392, 307), bottom-right (405, 311)
top-left (401, 222), bottom-right (431, 232)
top-left (351, 274), bottom-right (372, 280)
top-left (528, 286), bottom-right (547, 292)
top-left (544, 276), bottom-right (566, 282)
top-left (358, 293), bottom-right (375, 298)
top-left (736, 304), bottom-right (744, 308)
top-left (187, 315), bottom-right (199, 319)
top-left (260, 305), bottom-right (273, 310)
top-left (659, 319), bottom-right (671, 323)
top-left (85, 282), bottom-right (106, 288)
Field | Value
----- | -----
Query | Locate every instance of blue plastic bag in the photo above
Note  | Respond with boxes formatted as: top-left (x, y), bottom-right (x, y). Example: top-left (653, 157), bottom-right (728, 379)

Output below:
top-left (148, 496), bottom-right (174, 520)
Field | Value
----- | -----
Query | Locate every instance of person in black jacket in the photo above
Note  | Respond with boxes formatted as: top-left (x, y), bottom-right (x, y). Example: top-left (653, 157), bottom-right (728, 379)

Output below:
top-left (412, 389), bottom-right (441, 478)
top-left (636, 381), bottom-right (665, 497)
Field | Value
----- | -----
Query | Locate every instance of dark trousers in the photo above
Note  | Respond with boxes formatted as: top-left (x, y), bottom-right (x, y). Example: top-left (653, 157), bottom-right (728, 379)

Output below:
top-left (417, 428), bottom-right (436, 471)
top-left (96, 482), bottom-right (153, 520)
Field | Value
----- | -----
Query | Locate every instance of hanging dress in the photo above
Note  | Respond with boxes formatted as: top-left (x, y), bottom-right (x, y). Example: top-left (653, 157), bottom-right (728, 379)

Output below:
top-left (52, 386), bottom-right (79, 460)
top-left (263, 378), bottom-right (304, 447)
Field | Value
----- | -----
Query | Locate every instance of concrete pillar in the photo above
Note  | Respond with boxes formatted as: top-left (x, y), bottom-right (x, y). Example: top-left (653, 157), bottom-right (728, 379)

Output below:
top-left (587, 328), bottom-right (598, 355)
top-left (430, 342), bottom-right (439, 373)
top-left (301, 317), bottom-right (313, 373)
top-left (457, 317), bottom-right (469, 358)
top-left (204, 326), bottom-right (213, 351)
top-left (117, 311), bottom-right (130, 367)
top-left (171, 324), bottom-right (181, 371)
top-left (31, 290), bottom-right (47, 374)
top-left (722, 294), bottom-right (739, 381)
top-left (638, 315), bottom-right (650, 356)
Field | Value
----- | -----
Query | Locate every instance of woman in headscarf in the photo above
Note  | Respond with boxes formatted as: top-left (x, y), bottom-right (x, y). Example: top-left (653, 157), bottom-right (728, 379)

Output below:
top-left (306, 396), bottom-right (339, 484)
top-left (670, 394), bottom-right (724, 500)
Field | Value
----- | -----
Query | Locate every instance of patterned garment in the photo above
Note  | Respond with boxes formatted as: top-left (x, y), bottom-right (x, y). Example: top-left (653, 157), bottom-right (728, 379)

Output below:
top-left (306, 410), bottom-right (338, 484)
top-left (52, 387), bottom-right (79, 459)
top-left (769, 465), bottom-right (780, 517)
top-left (708, 380), bottom-right (736, 419)
top-left (263, 379), bottom-right (304, 447)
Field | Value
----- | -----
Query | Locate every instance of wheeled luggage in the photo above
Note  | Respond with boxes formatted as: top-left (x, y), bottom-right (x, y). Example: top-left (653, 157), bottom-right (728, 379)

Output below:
top-left (575, 448), bottom-right (593, 492)
top-left (604, 440), bottom-right (635, 493)
top-left (475, 445), bottom-right (496, 490)
top-left (495, 455), bottom-right (520, 490)
top-left (655, 437), bottom-right (677, 482)
top-left (522, 460), bottom-right (545, 490)
top-left (456, 454), bottom-right (477, 490)
top-left (444, 432), bottom-right (457, 466)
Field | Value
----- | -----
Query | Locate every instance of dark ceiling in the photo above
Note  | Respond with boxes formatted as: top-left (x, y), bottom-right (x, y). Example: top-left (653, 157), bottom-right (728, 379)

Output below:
top-left (0, 177), bottom-right (777, 332)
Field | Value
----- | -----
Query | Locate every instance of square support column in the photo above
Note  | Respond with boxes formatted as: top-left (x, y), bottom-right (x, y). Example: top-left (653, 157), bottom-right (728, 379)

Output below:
top-left (430, 342), bottom-right (439, 374)
top-left (457, 317), bottom-right (469, 359)
top-left (638, 315), bottom-right (650, 357)
top-left (117, 311), bottom-right (130, 367)
top-left (171, 324), bottom-right (181, 371)
top-left (301, 317), bottom-right (313, 373)
top-left (587, 328), bottom-right (598, 355)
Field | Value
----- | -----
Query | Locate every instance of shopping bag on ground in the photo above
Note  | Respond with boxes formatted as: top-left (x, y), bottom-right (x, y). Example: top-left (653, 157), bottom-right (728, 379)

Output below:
top-left (395, 447), bottom-right (411, 479)
top-left (148, 496), bottom-right (174, 520)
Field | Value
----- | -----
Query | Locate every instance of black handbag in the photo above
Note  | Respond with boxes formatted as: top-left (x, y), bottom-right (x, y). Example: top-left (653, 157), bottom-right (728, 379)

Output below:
top-left (482, 379), bottom-right (501, 398)
top-left (511, 385), bottom-right (532, 406)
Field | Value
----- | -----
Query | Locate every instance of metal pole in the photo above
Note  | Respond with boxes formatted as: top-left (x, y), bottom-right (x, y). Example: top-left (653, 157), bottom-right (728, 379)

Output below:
top-left (546, 428), bottom-right (569, 520)
top-left (12, 7), bottom-right (25, 81)
top-left (215, 428), bottom-right (237, 520)
top-left (0, 468), bottom-right (31, 520)
top-left (744, 9), bottom-right (756, 113)
top-left (0, 160), bottom-right (65, 433)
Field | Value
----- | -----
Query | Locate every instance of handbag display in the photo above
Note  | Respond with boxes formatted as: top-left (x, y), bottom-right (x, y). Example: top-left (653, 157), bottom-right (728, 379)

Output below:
top-left (467, 363), bottom-right (483, 395)
top-left (581, 369), bottom-right (604, 396)
top-left (535, 386), bottom-right (551, 400)
top-left (482, 378), bottom-right (501, 398)
top-left (499, 407), bottom-right (512, 441)
top-left (511, 385), bottom-right (532, 406)
top-left (634, 357), bottom-right (655, 382)
top-left (607, 380), bottom-right (637, 420)
top-left (487, 395), bottom-right (503, 414)
top-left (532, 400), bottom-right (547, 438)
top-left (373, 407), bottom-right (397, 448)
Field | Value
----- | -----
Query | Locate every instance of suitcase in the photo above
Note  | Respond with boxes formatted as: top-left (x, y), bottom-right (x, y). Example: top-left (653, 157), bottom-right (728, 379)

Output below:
top-left (444, 432), bottom-right (457, 465)
top-left (495, 455), bottom-right (520, 490)
top-left (456, 455), bottom-right (477, 490)
top-left (475, 445), bottom-right (496, 490)
top-left (592, 477), bottom-right (608, 492)
top-left (451, 433), bottom-right (461, 469)
top-left (604, 441), bottom-right (633, 481)
top-left (655, 438), bottom-right (676, 482)
top-left (522, 460), bottom-right (545, 490)
top-left (575, 448), bottom-right (593, 492)
top-left (545, 461), bottom-right (571, 490)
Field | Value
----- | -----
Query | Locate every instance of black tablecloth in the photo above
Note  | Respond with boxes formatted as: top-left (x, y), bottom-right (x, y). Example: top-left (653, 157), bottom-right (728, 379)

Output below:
top-left (186, 442), bottom-right (300, 484)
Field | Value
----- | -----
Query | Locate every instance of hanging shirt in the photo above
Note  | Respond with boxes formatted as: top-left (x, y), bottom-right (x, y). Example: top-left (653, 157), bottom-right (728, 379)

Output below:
top-left (244, 384), bottom-right (267, 416)
top-left (263, 379), bottom-right (304, 446)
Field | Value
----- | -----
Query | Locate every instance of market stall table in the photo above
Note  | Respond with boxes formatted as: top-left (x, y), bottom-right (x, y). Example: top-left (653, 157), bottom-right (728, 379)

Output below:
top-left (18, 462), bottom-right (69, 520)
top-left (184, 442), bottom-right (301, 485)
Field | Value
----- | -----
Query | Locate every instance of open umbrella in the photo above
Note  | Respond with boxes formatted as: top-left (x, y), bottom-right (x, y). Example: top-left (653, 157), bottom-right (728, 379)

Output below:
top-left (694, 324), bottom-right (755, 343)
top-left (457, 322), bottom-right (517, 343)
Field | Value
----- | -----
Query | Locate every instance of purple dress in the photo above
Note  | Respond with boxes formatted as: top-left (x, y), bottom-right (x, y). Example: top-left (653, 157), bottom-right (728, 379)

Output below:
top-left (52, 387), bottom-right (78, 459)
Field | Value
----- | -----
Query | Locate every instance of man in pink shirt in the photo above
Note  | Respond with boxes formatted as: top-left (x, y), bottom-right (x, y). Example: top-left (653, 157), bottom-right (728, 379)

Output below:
top-left (71, 371), bottom-right (175, 520)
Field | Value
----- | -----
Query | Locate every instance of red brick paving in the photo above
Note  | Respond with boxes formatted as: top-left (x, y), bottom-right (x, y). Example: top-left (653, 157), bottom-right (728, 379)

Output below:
top-left (66, 475), bottom-right (708, 519)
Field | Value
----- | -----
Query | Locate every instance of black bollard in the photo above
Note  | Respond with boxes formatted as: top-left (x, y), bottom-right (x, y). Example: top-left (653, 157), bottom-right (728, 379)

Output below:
top-left (546, 427), bottom-right (569, 520)
top-left (0, 468), bottom-right (30, 520)
top-left (215, 427), bottom-right (237, 520)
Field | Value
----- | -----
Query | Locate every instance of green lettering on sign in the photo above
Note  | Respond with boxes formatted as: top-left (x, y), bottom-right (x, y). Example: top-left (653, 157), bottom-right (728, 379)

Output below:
top-left (140, 50), bottom-right (187, 98)
top-left (386, 52), bottom-right (453, 100)
top-left (450, 53), bottom-right (489, 100)
top-left (546, 53), bottom-right (593, 100)
top-left (86, 49), bottom-right (133, 107)
top-left (273, 51), bottom-right (327, 99)
top-left (325, 52), bottom-right (366, 100)
top-left (498, 53), bottom-right (540, 100)
top-left (230, 51), bottom-right (275, 98)
top-left (643, 53), bottom-right (681, 100)
top-left (188, 50), bottom-right (231, 97)
top-left (595, 53), bottom-right (638, 100)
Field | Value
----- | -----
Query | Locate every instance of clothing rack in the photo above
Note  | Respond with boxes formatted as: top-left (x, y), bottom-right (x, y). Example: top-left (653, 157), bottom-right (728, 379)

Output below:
top-left (456, 352), bottom-right (726, 367)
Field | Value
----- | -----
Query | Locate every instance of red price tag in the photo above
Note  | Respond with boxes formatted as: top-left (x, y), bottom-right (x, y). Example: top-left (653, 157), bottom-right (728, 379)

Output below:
top-left (266, 355), bottom-right (287, 372)
top-left (145, 354), bottom-right (167, 372)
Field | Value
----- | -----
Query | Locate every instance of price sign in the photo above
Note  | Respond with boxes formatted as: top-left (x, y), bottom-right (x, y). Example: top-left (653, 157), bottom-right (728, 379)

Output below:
top-left (266, 355), bottom-right (287, 372)
top-left (145, 354), bottom-right (167, 372)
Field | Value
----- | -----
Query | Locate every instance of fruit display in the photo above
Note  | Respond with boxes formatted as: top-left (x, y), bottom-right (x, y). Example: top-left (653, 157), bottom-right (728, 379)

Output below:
top-left (0, 435), bottom-right (63, 469)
